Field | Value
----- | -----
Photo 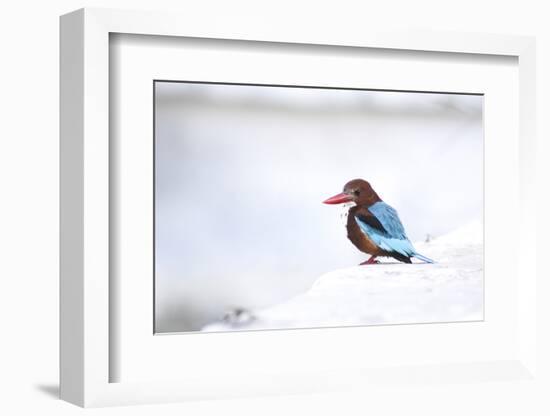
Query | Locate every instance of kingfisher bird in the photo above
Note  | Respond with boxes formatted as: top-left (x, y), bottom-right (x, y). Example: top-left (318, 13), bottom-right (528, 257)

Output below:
top-left (323, 179), bottom-right (434, 265)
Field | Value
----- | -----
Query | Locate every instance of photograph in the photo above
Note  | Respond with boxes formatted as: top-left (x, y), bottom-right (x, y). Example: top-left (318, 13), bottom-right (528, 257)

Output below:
top-left (154, 81), bottom-right (483, 333)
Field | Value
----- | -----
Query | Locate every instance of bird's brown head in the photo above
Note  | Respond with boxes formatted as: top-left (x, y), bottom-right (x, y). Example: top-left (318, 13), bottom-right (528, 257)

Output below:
top-left (323, 179), bottom-right (381, 206)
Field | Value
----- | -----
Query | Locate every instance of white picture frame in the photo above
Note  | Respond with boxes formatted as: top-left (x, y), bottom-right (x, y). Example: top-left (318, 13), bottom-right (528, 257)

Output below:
top-left (60, 7), bottom-right (537, 407)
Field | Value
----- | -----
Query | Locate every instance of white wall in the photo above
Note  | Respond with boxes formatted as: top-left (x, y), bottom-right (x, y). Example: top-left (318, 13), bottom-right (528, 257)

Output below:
top-left (1, 1), bottom-right (549, 415)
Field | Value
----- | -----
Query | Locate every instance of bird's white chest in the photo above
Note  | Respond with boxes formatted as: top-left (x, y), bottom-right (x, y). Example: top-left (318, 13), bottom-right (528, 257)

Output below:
top-left (339, 202), bottom-right (355, 227)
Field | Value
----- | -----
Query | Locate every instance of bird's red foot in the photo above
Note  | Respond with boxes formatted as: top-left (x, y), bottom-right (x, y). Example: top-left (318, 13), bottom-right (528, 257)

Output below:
top-left (360, 256), bottom-right (379, 265)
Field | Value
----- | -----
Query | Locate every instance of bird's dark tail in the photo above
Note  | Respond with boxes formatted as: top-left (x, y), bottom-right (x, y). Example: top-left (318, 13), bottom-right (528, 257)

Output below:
top-left (413, 253), bottom-right (435, 263)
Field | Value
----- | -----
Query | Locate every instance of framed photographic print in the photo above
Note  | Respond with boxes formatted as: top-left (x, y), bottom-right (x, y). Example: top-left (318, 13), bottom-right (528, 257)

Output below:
top-left (60, 8), bottom-right (538, 407)
top-left (153, 81), bottom-right (484, 334)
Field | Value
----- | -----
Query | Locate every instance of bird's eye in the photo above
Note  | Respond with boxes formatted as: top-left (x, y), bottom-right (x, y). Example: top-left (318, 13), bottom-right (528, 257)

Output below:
top-left (353, 190), bottom-right (360, 196)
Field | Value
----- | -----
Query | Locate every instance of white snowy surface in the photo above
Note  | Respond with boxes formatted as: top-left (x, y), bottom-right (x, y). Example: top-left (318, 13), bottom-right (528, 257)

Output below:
top-left (202, 221), bottom-right (483, 332)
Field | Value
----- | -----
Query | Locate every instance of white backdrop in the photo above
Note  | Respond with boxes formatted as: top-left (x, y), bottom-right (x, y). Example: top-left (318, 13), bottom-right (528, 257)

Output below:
top-left (1, 1), bottom-right (549, 415)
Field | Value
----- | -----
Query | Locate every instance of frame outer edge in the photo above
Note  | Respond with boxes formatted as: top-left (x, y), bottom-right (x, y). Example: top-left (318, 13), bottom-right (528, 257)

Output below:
top-left (85, 7), bottom-right (532, 56)
top-left (59, 9), bottom-right (85, 407)
top-left (82, 8), bottom-right (111, 407)
top-left (517, 39), bottom-right (537, 376)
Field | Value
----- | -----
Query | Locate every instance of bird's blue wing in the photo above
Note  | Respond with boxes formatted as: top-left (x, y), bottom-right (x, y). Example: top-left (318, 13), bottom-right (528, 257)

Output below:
top-left (354, 202), bottom-right (416, 257)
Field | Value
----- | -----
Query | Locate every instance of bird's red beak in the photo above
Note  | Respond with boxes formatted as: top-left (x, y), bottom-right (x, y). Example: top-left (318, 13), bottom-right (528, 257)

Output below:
top-left (323, 192), bottom-right (353, 205)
